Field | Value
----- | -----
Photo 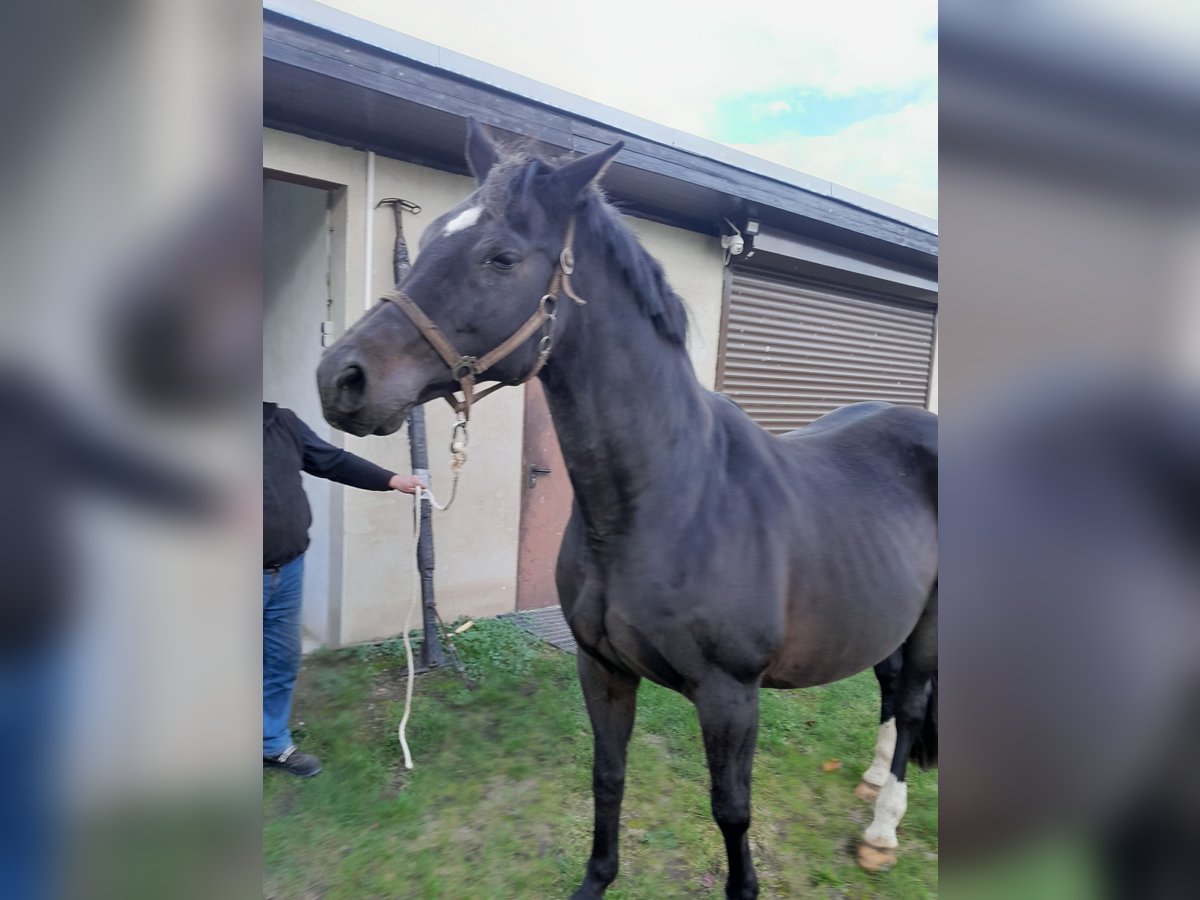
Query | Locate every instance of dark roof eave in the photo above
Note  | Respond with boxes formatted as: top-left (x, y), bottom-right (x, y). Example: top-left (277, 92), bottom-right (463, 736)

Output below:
top-left (262, 2), bottom-right (939, 268)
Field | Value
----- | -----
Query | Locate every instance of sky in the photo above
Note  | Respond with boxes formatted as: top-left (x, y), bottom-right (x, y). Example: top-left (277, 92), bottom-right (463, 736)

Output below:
top-left (323, 0), bottom-right (938, 219)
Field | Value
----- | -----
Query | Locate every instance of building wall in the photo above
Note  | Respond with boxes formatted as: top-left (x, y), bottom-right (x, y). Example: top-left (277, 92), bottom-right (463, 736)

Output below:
top-left (264, 128), bottom-right (727, 644)
top-left (625, 218), bottom-right (726, 389)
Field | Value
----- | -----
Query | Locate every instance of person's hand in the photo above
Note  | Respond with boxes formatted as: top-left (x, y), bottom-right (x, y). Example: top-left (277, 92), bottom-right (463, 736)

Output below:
top-left (388, 473), bottom-right (426, 494)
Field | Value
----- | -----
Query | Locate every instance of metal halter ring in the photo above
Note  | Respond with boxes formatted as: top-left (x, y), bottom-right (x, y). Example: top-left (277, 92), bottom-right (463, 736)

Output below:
top-left (452, 356), bottom-right (479, 381)
top-left (559, 247), bottom-right (575, 275)
top-left (538, 294), bottom-right (558, 318)
top-left (537, 334), bottom-right (553, 355)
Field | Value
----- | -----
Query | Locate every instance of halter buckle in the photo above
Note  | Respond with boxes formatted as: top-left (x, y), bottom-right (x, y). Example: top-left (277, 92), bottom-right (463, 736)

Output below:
top-left (452, 356), bottom-right (480, 381)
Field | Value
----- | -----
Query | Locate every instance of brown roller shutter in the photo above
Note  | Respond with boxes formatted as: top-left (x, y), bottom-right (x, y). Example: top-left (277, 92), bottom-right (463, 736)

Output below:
top-left (719, 269), bottom-right (936, 434)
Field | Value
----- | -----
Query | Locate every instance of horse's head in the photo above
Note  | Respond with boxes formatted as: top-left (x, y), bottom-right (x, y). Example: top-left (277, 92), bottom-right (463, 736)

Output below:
top-left (318, 122), bottom-right (622, 436)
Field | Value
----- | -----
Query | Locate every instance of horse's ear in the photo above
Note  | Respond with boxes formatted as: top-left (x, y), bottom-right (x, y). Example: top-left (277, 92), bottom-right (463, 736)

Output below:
top-left (465, 119), bottom-right (499, 184)
top-left (555, 141), bottom-right (624, 199)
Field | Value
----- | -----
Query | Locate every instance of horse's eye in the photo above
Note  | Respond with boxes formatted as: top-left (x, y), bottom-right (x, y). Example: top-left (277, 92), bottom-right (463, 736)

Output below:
top-left (487, 252), bottom-right (520, 271)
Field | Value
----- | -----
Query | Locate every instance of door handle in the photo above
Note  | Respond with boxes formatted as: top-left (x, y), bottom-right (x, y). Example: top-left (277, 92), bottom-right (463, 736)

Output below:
top-left (528, 465), bottom-right (552, 489)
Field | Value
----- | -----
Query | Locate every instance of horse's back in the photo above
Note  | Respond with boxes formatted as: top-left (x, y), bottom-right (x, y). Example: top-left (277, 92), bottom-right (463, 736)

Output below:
top-left (714, 396), bottom-right (935, 449)
top-left (781, 401), bottom-right (936, 498)
top-left (786, 401), bottom-right (935, 447)
top-left (706, 396), bottom-right (937, 498)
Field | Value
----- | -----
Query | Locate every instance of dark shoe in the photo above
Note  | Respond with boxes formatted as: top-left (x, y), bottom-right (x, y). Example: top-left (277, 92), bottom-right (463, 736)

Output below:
top-left (263, 745), bottom-right (322, 778)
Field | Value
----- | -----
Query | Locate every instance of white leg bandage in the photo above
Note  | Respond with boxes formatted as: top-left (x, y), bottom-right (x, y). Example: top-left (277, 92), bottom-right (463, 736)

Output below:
top-left (863, 774), bottom-right (907, 849)
top-left (862, 718), bottom-right (896, 787)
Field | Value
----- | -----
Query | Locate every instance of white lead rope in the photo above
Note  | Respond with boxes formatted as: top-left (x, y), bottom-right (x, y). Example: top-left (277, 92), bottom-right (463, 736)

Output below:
top-left (397, 484), bottom-right (448, 770)
top-left (397, 429), bottom-right (467, 770)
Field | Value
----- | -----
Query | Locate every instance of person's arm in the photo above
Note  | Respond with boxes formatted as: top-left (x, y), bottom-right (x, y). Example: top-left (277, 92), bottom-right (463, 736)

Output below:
top-left (293, 415), bottom-right (423, 493)
top-left (42, 385), bottom-right (217, 516)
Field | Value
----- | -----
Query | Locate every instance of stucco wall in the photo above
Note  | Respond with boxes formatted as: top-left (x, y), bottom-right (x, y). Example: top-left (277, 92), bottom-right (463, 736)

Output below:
top-left (264, 128), bottom-right (726, 645)
top-left (624, 218), bottom-right (726, 389)
top-left (264, 129), bottom-right (524, 644)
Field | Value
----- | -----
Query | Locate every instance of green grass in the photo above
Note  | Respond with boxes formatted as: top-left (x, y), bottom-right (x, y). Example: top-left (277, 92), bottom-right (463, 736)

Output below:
top-left (264, 618), bottom-right (938, 899)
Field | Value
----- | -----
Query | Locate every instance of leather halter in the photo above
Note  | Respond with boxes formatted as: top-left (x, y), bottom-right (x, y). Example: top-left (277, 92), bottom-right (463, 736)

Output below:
top-left (380, 216), bottom-right (585, 421)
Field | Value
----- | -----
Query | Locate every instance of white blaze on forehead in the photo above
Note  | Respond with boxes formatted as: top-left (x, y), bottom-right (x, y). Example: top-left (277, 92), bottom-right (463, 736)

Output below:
top-left (443, 206), bottom-right (483, 236)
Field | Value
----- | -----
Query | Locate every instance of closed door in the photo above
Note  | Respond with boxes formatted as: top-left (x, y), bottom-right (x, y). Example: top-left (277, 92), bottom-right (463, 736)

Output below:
top-left (516, 379), bottom-right (573, 611)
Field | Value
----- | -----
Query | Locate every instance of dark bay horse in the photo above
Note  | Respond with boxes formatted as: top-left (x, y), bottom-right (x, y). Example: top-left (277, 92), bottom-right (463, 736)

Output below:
top-left (317, 122), bottom-right (938, 899)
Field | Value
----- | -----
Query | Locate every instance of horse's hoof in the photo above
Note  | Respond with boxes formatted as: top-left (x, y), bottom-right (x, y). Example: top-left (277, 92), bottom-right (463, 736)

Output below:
top-left (570, 879), bottom-right (607, 900)
top-left (857, 840), bottom-right (897, 872)
top-left (855, 779), bottom-right (882, 802)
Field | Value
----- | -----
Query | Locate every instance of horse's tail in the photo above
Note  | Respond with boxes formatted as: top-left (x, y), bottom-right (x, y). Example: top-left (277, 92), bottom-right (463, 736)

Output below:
top-left (909, 669), bottom-right (938, 769)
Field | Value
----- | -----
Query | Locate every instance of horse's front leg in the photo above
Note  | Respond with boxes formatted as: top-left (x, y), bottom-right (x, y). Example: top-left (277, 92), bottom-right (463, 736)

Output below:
top-left (695, 676), bottom-right (762, 900)
top-left (571, 651), bottom-right (640, 900)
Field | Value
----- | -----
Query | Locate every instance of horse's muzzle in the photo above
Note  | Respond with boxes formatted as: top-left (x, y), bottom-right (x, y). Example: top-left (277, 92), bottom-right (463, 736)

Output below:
top-left (317, 346), bottom-right (371, 433)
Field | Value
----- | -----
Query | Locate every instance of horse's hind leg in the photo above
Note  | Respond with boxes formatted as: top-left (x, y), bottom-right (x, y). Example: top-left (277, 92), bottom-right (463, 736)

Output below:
top-left (859, 588), bottom-right (938, 872)
top-left (695, 676), bottom-right (761, 900)
top-left (572, 651), bottom-right (640, 900)
top-left (856, 650), bottom-right (902, 802)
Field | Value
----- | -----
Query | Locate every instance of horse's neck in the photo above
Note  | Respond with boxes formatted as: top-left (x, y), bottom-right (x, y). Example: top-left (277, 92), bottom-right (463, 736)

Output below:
top-left (540, 255), bottom-right (710, 539)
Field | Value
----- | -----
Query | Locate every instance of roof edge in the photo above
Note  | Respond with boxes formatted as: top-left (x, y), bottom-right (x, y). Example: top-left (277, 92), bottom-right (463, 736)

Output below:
top-left (265, 0), bottom-right (938, 236)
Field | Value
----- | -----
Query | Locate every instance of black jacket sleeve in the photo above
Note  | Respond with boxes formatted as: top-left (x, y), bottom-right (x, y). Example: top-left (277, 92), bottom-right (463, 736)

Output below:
top-left (39, 382), bottom-right (217, 516)
top-left (293, 415), bottom-right (396, 491)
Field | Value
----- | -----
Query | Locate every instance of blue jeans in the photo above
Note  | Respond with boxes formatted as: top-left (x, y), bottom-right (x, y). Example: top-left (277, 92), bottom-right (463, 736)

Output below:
top-left (263, 554), bottom-right (304, 757)
top-left (0, 645), bottom-right (64, 900)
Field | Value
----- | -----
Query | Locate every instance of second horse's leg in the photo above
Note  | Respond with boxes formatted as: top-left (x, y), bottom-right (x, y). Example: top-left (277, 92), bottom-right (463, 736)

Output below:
top-left (857, 650), bottom-right (902, 802)
top-left (859, 590), bottom-right (938, 871)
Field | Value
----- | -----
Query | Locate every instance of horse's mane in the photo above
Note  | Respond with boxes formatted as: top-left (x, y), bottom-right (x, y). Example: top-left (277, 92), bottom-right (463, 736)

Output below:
top-left (480, 150), bottom-right (690, 347)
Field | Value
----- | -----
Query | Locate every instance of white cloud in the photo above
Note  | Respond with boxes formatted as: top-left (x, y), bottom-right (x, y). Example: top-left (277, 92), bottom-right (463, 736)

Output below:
top-left (732, 100), bottom-right (938, 218)
top-left (327, 0), bottom-right (935, 123)
top-left (324, 0), bottom-right (937, 213)
top-left (747, 98), bottom-right (795, 121)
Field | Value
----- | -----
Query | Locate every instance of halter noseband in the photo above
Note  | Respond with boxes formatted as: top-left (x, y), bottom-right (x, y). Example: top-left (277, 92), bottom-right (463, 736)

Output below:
top-left (380, 216), bottom-right (585, 421)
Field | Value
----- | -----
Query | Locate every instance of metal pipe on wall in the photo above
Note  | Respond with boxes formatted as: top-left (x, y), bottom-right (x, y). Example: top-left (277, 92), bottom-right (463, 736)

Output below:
top-left (363, 150), bottom-right (375, 311)
top-left (377, 195), bottom-right (446, 670)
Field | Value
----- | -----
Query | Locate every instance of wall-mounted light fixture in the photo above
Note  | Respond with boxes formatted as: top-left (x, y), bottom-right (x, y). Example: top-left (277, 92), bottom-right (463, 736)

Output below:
top-left (721, 218), bottom-right (760, 265)
top-left (721, 218), bottom-right (744, 265)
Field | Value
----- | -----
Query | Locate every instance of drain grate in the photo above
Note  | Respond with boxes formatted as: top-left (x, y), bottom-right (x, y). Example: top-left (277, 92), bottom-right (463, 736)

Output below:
top-left (502, 605), bottom-right (577, 654)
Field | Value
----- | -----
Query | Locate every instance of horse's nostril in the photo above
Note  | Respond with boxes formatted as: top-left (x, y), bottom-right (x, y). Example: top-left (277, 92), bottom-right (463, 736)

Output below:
top-left (334, 364), bottom-right (366, 409)
top-left (336, 364), bottom-right (363, 391)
